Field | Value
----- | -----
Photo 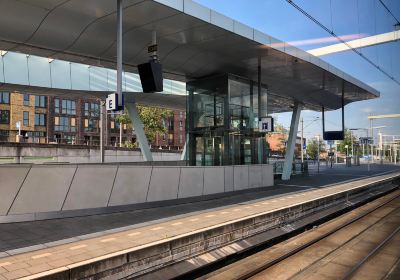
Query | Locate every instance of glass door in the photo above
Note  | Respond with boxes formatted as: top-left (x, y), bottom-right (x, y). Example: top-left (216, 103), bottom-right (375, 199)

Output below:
top-left (195, 135), bottom-right (223, 166)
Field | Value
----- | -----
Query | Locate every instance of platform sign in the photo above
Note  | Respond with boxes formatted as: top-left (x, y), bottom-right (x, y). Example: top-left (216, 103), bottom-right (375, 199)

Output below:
top-left (259, 116), bottom-right (274, 132)
top-left (106, 93), bottom-right (118, 111)
top-left (359, 137), bottom-right (372, 144)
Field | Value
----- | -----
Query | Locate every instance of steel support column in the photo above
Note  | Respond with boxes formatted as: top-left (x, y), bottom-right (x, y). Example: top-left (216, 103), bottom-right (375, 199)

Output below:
top-left (180, 140), bottom-right (187, 161)
top-left (116, 0), bottom-right (123, 107)
top-left (100, 101), bottom-right (105, 163)
top-left (125, 102), bottom-right (153, 161)
top-left (282, 102), bottom-right (301, 180)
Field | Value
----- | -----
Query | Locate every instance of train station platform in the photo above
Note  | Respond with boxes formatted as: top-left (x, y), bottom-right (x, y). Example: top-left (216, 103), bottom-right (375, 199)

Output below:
top-left (0, 164), bottom-right (399, 279)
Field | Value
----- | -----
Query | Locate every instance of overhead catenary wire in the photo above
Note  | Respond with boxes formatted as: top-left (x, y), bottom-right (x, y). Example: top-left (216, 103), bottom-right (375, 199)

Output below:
top-left (378, 0), bottom-right (400, 26)
top-left (285, 0), bottom-right (400, 86)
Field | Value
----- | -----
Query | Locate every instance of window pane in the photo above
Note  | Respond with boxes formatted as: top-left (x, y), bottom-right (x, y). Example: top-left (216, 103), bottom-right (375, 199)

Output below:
top-left (0, 92), bottom-right (10, 104)
top-left (62, 100), bottom-right (66, 114)
top-left (0, 110), bottom-right (10, 124)
top-left (23, 111), bottom-right (29, 126)
top-left (24, 94), bottom-right (29, 106)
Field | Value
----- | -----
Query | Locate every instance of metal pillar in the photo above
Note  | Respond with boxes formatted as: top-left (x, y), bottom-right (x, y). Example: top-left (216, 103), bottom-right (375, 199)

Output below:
top-left (379, 132), bottom-right (383, 164)
top-left (119, 123), bottom-right (123, 147)
top-left (180, 140), bottom-right (187, 161)
top-left (125, 102), bottom-right (153, 161)
top-left (116, 0), bottom-right (123, 107)
top-left (317, 135), bottom-right (320, 173)
top-left (367, 127), bottom-right (370, 171)
top-left (100, 101), bottom-right (105, 163)
top-left (300, 118), bottom-right (304, 163)
top-left (370, 119), bottom-right (374, 163)
top-left (282, 102), bottom-right (301, 180)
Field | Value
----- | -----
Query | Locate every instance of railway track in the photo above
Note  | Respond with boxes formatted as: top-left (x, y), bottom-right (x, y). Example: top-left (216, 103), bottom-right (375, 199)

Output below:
top-left (199, 190), bottom-right (400, 280)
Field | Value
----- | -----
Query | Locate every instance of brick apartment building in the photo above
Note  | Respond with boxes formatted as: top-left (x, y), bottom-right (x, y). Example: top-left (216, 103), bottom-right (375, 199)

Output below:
top-left (153, 111), bottom-right (186, 148)
top-left (0, 91), bottom-right (185, 149)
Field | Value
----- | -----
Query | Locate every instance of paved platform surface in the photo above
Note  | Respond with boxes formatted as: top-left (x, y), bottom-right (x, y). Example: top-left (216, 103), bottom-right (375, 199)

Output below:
top-left (0, 164), bottom-right (399, 255)
top-left (0, 165), bottom-right (398, 279)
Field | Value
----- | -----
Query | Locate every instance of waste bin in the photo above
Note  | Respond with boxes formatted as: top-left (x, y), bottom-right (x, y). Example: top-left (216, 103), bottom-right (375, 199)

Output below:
top-left (346, 156), bottom-right (352, 167)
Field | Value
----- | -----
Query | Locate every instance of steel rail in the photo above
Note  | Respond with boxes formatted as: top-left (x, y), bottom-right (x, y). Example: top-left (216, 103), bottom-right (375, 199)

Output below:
top-left (340, 225), bottom-right (400, 280)
top-left (234, 192), bottom-right (400, 280)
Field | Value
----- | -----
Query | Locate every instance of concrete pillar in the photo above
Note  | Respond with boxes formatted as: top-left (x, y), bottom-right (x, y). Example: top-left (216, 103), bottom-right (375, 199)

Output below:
top-left (282, 102), bottom-right (301, 180)
top-left (125, 102), bottom-right (153, 161)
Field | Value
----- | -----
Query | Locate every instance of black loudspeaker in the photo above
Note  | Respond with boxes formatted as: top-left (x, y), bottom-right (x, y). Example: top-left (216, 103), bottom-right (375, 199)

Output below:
top-left (323, 131), bottom-right (344, 140)
top-left (138, 61), bottom-right (163, 93)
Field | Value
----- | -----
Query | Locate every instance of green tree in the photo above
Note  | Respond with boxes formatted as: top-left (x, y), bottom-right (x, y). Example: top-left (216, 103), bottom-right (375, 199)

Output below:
top-left (336, 129), bottom-right (357, 155)
top-left (115, 106), bottom-right (173, 144)
top-left (306, 138), bottom-right (326, 159)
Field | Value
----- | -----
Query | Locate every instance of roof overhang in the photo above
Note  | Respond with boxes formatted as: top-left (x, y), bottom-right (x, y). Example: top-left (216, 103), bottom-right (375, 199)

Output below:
top-left (0, 0), bottom-right (379, 112)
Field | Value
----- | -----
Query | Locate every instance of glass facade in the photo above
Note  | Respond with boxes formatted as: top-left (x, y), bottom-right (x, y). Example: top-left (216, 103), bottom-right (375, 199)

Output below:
top-left (0, 51), bottom-right (186, 96)
top-left (187, 74), bottom-right (269, 166)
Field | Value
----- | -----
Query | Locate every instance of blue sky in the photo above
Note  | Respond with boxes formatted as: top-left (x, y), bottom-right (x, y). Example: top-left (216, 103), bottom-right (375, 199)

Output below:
top-left (195, 0), bottom-right (400, 141)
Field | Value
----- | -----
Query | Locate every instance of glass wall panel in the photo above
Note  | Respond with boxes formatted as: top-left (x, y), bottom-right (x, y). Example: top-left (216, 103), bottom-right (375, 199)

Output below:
top-left (28, 55), bottom-right (51, 87)
top-left (0, 56), bottom-right (4, 83)
top-left (187, 74), bottom-right (268, 166)
top-left (3, 52), bottom-right (29, 85)
top-left (71, 63), bottom-right (90, 90)
top-left (0, 50), bottom-right (188, 96)
top-left (163, 79), bottom-right (172, 94)
top-left (107, 69), bottom-right (117, 91)
top-left (171, 80), bottom-right (186, 96)
top-left (50, 60), bottom-right (71, 89)
top-left (89, 66), bottom-right (108, 91)
top-left (125, 72), bottom-right (142, 92)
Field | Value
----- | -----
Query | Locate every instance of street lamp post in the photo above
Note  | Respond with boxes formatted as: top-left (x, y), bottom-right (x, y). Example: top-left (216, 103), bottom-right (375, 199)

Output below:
top-left (299, 117), bottom-right (319, 163)
top-left (350, 130), bottom-right (353, 157)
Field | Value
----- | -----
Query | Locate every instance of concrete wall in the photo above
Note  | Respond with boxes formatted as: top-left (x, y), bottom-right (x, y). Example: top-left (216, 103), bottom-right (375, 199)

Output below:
top-left (0, 164), bottom-right (274, 222)
top-left (0, 144), bottom-right (181, 164)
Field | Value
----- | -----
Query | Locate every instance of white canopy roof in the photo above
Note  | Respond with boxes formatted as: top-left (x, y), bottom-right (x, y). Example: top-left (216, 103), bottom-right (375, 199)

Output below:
top-left (0, 0), bottom-right (379, 112)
